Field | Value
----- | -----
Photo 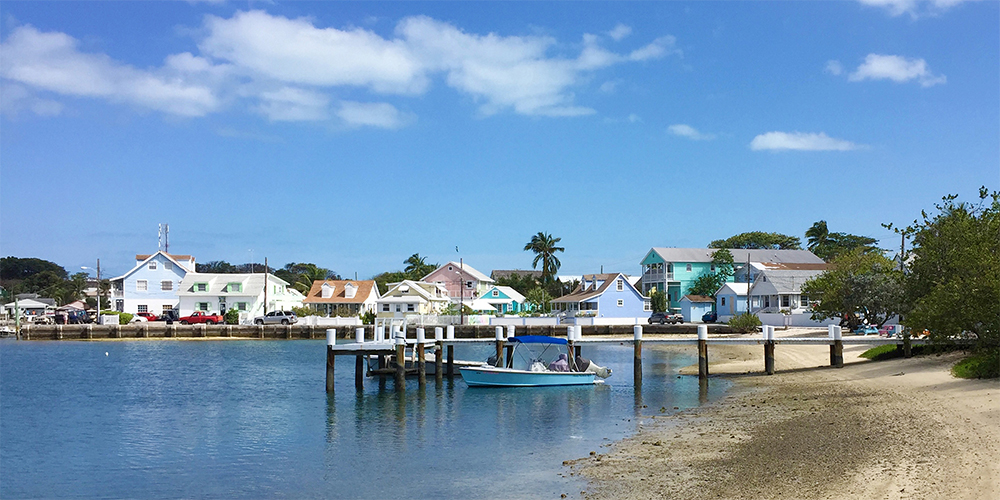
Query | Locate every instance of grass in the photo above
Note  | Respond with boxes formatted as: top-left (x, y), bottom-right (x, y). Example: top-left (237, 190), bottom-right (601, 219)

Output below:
top-left (951, 350), bottom-right (1000, 379)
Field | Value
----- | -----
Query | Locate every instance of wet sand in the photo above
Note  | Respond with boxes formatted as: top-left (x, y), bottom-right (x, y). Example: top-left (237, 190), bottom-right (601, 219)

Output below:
top-left (567, 329), bottom-right (1000, 500)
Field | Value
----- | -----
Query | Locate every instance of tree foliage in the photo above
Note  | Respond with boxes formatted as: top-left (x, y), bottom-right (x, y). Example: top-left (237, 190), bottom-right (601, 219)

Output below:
top-left (686, 249), bottom-right (735, 299)
top-left (805, 220), bottom-right (881, 262)
top-left (0, 257), bottom-right (91, 305)
top-left (709, 232), bottom-right (802, 250)
top-left (801, 249), bottom-right (904, 329)
top-left (524, 232), bottom-right (564, 283)
top-left (525, 287), bottom-right (552, 313)
top-left (403, 253), bottom-right (437, 279)
top-left (649, 289), bottom-right (667, 313)
top-left (891, 188), bottom-right (999, 350)
top-left (494, 272), bottom-right (540, 296)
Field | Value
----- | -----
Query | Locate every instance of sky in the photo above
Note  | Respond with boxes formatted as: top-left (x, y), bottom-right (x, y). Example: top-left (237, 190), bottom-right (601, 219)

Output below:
top-left (1, 0), bottom-right (997, 280)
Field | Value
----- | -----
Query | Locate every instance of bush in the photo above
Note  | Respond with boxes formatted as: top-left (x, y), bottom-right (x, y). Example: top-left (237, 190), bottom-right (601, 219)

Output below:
top-left (952, 350), bottom-right (1000, 379)
top-left (360, 310), bottom-right (375, 325)
top-left (99, 310), bottom-right (133, 325)
top-left (727, 312), bottom-right (761, 333)
top-left (224, 309), bottom-right (240, 325)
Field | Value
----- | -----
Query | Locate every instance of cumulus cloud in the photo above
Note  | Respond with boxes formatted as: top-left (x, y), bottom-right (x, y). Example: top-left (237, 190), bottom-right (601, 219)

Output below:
top-left (608, 24), bottom-right (632, 41)
top-left (848, 54), bottom-right (946, 87)
top-left (825, 60), bottom-right (843, 76)
top-left (1, 12), bottom-right (682, 124)
top-left (0, 25), bottom-right (220, 117)
top-left (857, 0), bottom-right (973, 17)
top-left (750, 131), bottom-right (862, 151)
top-left (668, 124), bottom-right (715, 141)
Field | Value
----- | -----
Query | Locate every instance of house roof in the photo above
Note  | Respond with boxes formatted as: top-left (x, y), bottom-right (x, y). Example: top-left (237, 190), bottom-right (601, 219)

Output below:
top-left (380, 280), bottom-right (450, 302)
top-left (551, 273), bottom-right (635, 303)
top-left (754, 262), bottom-right (828, 271)
top-left (176, 273), bottom-right (292, 297)
top-left (646, 248), bottom-right (824, 265)
top-left (4, 298), bottom-right (53, 309)
top-left (680, 295), bottom-right (715, 303)
top-left (112, 251), bottom-right (195, 281)
top-left (482, 285), bottom-right (526, 304)
top-left (752, 269), bottom-right (825, 295)
top-left (490, 269), bottom-right (542, 280)
top-left (716, 283), bottom-right (750, 296)
top-left (302, 280), bottom-right (379, 304)
top-left (424, 262), bottom-right (494, 283)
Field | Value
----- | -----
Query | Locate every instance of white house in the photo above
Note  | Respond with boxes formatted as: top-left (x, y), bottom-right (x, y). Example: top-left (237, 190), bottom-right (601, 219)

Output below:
top-left (302, 280), bottom-right (380, 316)
top-left (375, 280), bottom-right (451, 319)
top-left (176, 273), bottom-right (304, 321)
top-left (109, 252), bottom-right (195, 316)
top-left (747, 268), bottom-right (825, 314)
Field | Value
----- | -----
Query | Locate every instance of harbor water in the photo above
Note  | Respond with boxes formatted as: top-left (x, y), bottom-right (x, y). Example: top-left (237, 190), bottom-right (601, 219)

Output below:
top-left (0, 339), bottom-right (730, 499)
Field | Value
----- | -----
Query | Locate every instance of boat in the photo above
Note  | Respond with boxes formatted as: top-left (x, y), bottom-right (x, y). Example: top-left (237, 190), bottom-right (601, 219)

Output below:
top-left (460, 336), bottom-right (612, 387)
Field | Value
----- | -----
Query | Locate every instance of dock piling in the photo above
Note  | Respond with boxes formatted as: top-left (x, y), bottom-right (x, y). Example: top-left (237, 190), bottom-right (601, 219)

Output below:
top-left (494, 326), bottom-right (505, 367)
top-left (417, 328), bottom-right (427, 387)
top-left (764, 326), bottom-right (775, 375)
top-left (325, 329), bottom-right (336, 393)
top-left (446, 325), bottom-right (455, 377)
top-left (394, 327), bottom-right (406, 390)
top-left (830, 325), bottom-right (844, 368)
top-left (633, 325), bottom-right (642, 387)
top-left (697, 325), bottom-right (709, 379)
top-left (434, 327), bottom-right (444, 384)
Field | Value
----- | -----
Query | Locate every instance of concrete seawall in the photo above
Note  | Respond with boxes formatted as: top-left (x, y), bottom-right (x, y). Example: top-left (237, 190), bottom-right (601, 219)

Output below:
top-left (14, 323), bottom-right (735, 341)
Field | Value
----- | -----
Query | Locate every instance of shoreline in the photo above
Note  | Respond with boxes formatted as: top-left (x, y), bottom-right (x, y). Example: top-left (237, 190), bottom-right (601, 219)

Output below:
top-left (567, 329), bottom-right (1000, 500)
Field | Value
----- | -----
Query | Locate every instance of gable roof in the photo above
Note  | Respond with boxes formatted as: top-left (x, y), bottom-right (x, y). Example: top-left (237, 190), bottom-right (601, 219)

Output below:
top-left (302, 280), bottom-right (379, 304)
top-left (424, 262), bottom-right (494, 283)
top-left (680, 295), bottom-right (715, 303)
top-left (551, 273), bottom-right (639, 303)
top-left (645, 248), bottom-right (824, 265)
top-left (751, 269), bottom-right (825, 295)
top-left (380, 280), bottom-right (450, 302)
top-left (716, 283), bottom-right (750, 296)
top-left (481, 285), bottom-right (526, 303)
top-left (111, 251), bottom-right (195, 281)
top-left (176, 273), bottom-right (291, 296)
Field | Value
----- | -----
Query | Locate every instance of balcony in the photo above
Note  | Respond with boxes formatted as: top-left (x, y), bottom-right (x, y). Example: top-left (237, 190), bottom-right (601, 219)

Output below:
top-left (641, 271), bottom-right (674, 282)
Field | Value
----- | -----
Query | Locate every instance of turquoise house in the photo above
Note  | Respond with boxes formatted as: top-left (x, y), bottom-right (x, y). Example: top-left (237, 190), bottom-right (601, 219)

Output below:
top-left (480, 285), bottom-right (527, 314)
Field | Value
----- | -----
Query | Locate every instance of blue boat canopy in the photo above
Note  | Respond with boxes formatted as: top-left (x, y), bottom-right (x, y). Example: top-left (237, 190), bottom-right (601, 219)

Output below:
top-left (508, 335), bottom-right (567, 345)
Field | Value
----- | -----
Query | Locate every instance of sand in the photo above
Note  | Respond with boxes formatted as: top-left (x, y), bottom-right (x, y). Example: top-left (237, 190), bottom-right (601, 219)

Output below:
top-left (567, 328), bottom-right (1000, 500)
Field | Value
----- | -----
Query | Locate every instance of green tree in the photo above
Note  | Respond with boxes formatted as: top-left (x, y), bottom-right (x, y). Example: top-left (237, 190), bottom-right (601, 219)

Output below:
top-left (403, 253), bottom-right (437, 280)
top-left (891, 188), bottom-right (999, 350)
top-left (709, 232), bottom-right (802, 250)
top-left (494, 272), bottom-right (540, 296)
top-left (275, 263), bottom-right (338, 294)
top-left (801, 248), bottom-right (904, 329)
top-left (524, 232), bottom-right (565, 283)
top-left (372, 270), bottom-right (411, 296)
top-left (806, 220), bottom-right (881, 261)
top-left (196, 260), bottom-right (237, 273)
top-left (686, 249), bottom-right (735, 300)
top-left (525, 287), bottom-right (552, 313)
top-left (649, 289), bottom-right (667, 313)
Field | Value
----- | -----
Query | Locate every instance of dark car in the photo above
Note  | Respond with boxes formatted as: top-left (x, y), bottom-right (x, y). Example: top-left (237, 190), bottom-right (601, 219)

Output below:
top-left (648, 312), bottom-right (683, 325)
top-left (702, 311), bottom-right (718, 323)
top-left (158, 310), bottom-right (180, 324)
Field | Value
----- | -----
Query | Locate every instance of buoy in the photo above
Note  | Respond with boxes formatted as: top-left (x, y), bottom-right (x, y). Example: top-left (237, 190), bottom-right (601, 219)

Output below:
top-left (105, 352), bottom-right (109, 356)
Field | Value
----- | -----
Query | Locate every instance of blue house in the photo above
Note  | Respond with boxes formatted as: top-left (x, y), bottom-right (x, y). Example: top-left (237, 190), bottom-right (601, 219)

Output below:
top-left (551, 273), bottom-right (649, 318)
top-left (109, 251), bottom-right (196, 317)
top-left (680, 295), bottom-right (714, 323)
top-left (480, 285), bottom-right (528, 314)
top-left (715, 283), bottom-right (749, 320)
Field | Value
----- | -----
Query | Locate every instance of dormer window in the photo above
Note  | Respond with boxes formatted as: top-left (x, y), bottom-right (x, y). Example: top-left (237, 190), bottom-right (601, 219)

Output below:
top-left (321, 283), bottom-right (335, 299)
top-left (344, 283), bottom-right (357, 299)
top-left (195, 282), bottom-right (208, 292)
top-left (227, 283), bottom-right (242, 293)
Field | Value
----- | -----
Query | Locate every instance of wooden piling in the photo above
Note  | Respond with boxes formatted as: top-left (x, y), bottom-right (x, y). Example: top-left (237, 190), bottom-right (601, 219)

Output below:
top-left (394, 344), bottom-right (406, 390)
top-left (355, 355), bottom-right (364, 391)
top-left (567, 340), bottom-right (576, 372)
top-left (435, 342), bottom-right (443, 384)
top-left (764, 342), bottom-right (775, 375)
top-left (697, 325), bottom-right (709, 379)
top-left (446, 345), bottom-right (454, 377)
top-left (325, 346), bottom-right (335, 393)
top-left (633, 325), bottom-right (643, 387)
top-left (903, 332), bottom-right (912, 358)
top-left (417, 343), bottom-right (427, 387)
top-left (832, 340), bottom-right (844, 368)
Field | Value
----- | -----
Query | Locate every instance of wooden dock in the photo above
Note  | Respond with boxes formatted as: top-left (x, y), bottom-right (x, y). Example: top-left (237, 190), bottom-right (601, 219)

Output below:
top-left (324, 324), bottom-right (931, 392)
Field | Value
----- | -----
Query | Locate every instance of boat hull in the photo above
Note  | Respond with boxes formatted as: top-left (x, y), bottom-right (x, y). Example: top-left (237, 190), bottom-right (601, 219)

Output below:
top-left (459, 366), bottom-right (596, 387)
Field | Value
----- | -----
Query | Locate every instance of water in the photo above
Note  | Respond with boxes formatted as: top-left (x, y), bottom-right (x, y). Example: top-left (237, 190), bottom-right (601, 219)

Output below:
top-left (0, 339), bottom-right (729, 499)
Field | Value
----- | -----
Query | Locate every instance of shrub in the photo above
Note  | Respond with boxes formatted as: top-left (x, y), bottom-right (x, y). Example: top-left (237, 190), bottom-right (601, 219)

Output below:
top-left (224, 309), bottom-right (240, 325)
top-left (98, 310), bottom-right (134, 325)
top-left (360, 310), bottom-right (375, 325)
top-left (952, 350), bottom-right (1000, 379)
top-left (727, 313), bottom-right (761, 333)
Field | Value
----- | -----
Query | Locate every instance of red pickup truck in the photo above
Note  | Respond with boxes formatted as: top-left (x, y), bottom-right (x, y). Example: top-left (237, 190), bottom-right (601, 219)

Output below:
top-left (178, 311), bottom-right (224, 325)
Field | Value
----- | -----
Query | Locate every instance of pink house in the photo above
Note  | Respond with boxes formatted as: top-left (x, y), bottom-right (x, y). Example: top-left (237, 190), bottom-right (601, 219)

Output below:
top-left (422, 261), bottom-right (494, 301)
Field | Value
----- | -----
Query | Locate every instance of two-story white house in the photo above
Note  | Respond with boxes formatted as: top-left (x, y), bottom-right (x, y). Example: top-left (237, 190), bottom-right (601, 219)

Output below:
top-left (375, 280), bottom-right (451, 319)
top-left (109, 252), bottom-right (196, 316)
top-left (176, 273), bottom-right (304, 321)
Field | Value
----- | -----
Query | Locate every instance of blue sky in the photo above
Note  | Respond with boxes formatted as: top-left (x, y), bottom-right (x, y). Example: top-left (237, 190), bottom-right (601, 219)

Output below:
top-left (1, 0), bottom-right (997, 280)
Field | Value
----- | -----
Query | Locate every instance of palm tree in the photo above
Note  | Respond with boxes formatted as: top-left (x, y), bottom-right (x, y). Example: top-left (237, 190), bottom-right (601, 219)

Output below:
top-left (806, 220), bottom-right (830, 253)
top-left (403, 253), bottom-right (436, 279)
top-left (524, 232), bottom-right (564, 283)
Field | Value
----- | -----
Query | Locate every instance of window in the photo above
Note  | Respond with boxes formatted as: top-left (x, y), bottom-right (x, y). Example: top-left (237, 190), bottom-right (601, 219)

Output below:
top-left (164, 261), bottom-right (172, 270)
top-left (781, 296), bottom-right (790, 307)
top-left (148, 261), bottom-right (157, 270)
top-left (395, 304), bottom-right (402, 312)
top-left (617, 299), bottom-right (624, 307)
top-left (136, 280), bottom-right (147, 291)
top-left (492, 290), bottom-right (499, 297)
top-left (711, 264), bottom-right (716, 272)
top-left (721, 297), bottom-right (727, 306)
top-left (195, 283), bottom-right (208, 292)
top-left (161, 305), bottom-right (172, 313)
top-left (236, 302), bottom-right (247, 311)
top-left (227, 283), bottom-right (242, 293)
top-left (407, 304), bottom-right (415, 312)
top-left (382, 304), bottom-right (390, 312)
top-left (686, 264), bottom-right (692, 272)
top-left (644, 301), bottom-right (651, 311)
top-left (161, 281), bottom-right (172, 291)
top-left (616, 279), bottom-right (623, 291)
top-left (197, 302), bottom-right (210, 311)
top-left (801, 296), bottom-right (810, 306)
top-left (466, 281), bottom-right (473, 289)
top-left (137, 305), bottom-right (148, 313)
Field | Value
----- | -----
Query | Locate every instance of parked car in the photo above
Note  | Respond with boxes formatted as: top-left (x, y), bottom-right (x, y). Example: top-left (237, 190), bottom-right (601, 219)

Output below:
top-left (702, 311), bottom-right (718, 323)
top-left (254, 310), bottom-right (298, 325)
top-left (159, 310), bottom-right (179, 324)
top-left (130, 315), bottom-right (148, 323)
top-left (648, 312), bottom-right (683, 325)
top-left (178, 311), bottom-right (224, 325)
top-left (135, 312), bottom-right (159, 322)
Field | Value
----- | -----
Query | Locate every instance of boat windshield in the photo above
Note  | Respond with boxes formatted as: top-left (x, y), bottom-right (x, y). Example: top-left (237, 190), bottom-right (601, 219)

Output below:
top-left (508, 340), bottom-right (567, 371)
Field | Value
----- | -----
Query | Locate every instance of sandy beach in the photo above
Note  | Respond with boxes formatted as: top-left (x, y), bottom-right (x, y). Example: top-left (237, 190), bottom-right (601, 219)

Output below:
top-left (567, 328), bottom-right (1000, 500)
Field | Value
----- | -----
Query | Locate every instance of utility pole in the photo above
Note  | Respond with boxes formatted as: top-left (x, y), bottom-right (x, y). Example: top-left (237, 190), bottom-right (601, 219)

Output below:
top-left (459, 257), bottom-right (464, 326)
top-left (97, 258), bottom-right (102, 312)
top-left (745, 253), bottom-right (751, 314)
top-left (263, 257), bottom-right (268, 316)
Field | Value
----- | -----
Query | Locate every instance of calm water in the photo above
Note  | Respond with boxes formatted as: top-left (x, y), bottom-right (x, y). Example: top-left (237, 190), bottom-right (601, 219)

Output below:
top-left (0, 338), bottom-right (729, 499)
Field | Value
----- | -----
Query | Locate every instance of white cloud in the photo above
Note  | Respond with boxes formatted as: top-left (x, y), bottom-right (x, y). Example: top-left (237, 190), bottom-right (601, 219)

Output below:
top-left (0, 83), bottom-right (63, 117)
top-left (628, 113), bottom-right (641, 123)
top-left (599, 80), bottom-right (619, 93)
top-left (336, 101), bottom-right (412, 129)
top-left (0, 25), bottom-right (220, 117)
top-left (848, 54), bottom-right (946, 87)
top-left (628, 36), bottom-right (681, 61)
top-left (857, 0), bottom-right (974, 17)
top-left (750, 131), bottom-right (862, 151)
top-left (668, 124), bottom-right (715, 141)
top-left (255, 87), bottom-right (329, 121)
top-left (608, 24), bottom-right (632, 41)
top-left (825, 60), bottom-right (843, 76)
